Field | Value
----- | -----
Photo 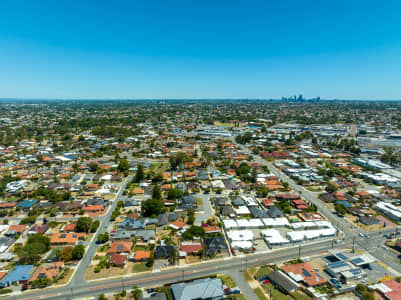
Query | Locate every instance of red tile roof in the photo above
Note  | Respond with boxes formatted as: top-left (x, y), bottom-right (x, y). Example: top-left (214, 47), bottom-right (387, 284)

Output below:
top-left (179, 243), bottom-right (203, 254)
top-left (109, 253), bottom-right (127, 265)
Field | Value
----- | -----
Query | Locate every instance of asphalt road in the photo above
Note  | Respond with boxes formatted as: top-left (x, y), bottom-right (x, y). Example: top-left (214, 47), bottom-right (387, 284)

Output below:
top-left (231, 140), bottom-right (401, 273)
top-left (5, 142), bottom-right (401, 299)
top-left (10, 238), bottom-right (339, 300)
top-left (194, 193), bottom-right (213, 225)
top-left (70, 175), bottom-right (133, 286)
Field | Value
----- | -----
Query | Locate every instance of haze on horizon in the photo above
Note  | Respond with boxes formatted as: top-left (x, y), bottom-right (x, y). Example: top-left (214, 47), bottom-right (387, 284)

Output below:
top-left (0, 0), bottom-right (401, 100)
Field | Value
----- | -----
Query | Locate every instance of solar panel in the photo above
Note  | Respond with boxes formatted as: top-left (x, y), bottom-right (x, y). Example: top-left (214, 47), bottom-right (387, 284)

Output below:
top-left (351, 258), bottom-right (364, 265)
top-left (327, 261), bottom-right (348, 269)
top-left (337, 252), bottom-right (348, 260)
top-left (302, 268), bottom-right (312, 277)
top-left (349, 268), bottom-right (362, 275)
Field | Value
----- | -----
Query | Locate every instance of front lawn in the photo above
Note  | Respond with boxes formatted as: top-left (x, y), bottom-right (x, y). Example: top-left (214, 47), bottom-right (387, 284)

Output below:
top-left (217, 274), bottom-right (236, 288)
top-left (254, 287), bottom-right (268, 300)
top-left (132, 262), bottom-right (152, 273)
top-left (262, 283), bottom-right (292, 300)
top-left (255, 266), bottom-right (273, 280)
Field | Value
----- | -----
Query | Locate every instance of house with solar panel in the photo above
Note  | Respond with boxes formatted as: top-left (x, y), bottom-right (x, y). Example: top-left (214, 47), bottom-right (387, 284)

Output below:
top-left (325, 249), bottom-right (370, 284)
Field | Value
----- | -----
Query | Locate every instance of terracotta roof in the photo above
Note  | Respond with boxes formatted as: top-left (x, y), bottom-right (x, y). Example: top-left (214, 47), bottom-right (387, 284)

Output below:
top-left (282, 263), bottom-right (327, 287)
top-left (204, 225), bottom-right (221, 233)
top-left (109, 253), bottom-right (127, 265)
top-left (107, 241), bottom-right (133, 254)
top-left (134, 250), bottom-right (151, 260)
top-left (50, 233), bottom-right (84, 244)
top-left (9, 224), bottom-right (27, 233)
top-left (28, 262), bottom-right (64, 282)
top-left (63, 223), bottom-right (77, 232)
top-left (0, 202), bottom-right (17, 209)
top-left (132, 187), bottom-right (144, 194)
top-left (0, 272), bottom-right (7, 281)
top-left (179, 243), bottom-right (203, 254)
top-left (170, 220), bottom-right (187, 229)
top-left (84, 205), bottom-right (104, 212)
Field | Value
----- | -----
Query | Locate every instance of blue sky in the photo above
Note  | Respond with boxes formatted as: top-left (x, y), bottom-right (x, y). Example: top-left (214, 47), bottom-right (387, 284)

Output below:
top-left (0, 0), bottom-right (401, 99)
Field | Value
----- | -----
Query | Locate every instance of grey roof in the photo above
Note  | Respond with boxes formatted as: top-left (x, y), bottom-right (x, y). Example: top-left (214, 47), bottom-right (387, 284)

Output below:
top-left (267, 206), bottom-right (283, 218)
top-left (249, 206), bottom-right (268, 218)
top-left (267, 270), bottom-right (299, 293)
top-left (118, 218), bottom-right (145, 230)
top-left (204, 236), bottom-right (228, 256)
top-left (157, 214), bottom-right (169, 227)
top-left (223, 179), bottom-right (239, 190)
top-left (171, 278), bottom-right (224, 300)
top-left (154, 245), bottom-right (176, 259)
top-left (134, 230), bottom-right (155, 241)
top-left (231, 197), bottom-right (244, 206)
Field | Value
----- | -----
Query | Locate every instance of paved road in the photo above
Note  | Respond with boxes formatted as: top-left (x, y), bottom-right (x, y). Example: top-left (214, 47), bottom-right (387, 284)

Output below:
top-left (70, 175), bottom-right (133, 286)
top-left (228, 270), bottom-right (258, 300)
top-left (8, 239), bottom-right (340, 300)
top-left (195, 193), bottom-right (213, 225)
top-left (231, 139), bottom-right (401, 273)
top-left (5, 143), bottom-right (401, 299)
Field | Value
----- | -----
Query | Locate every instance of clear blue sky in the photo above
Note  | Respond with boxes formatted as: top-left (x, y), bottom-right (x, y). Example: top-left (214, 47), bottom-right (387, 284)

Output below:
top-left (1, 0), bottom-right (401, 100)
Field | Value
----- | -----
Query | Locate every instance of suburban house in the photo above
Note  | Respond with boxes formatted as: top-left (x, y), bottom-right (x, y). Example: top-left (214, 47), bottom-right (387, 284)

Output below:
top-left (170, 278), bottom-right (224, 300)
top-left (107, 241), bottom-right (133, 255)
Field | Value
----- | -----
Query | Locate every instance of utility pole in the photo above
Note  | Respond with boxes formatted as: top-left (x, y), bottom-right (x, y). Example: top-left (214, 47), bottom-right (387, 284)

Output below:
top-left (352, 237), bottom-right (356, 253)
top-left (122, 275), bottom-right (125, 292)
top-left (332, 239), bottom-right (335, 249)
top-left (298, 244), bottom-right (301, 259)
top-left (70, 287), bottom-right (73, 300)
top-left (245, 256), bottom-right (248, 271)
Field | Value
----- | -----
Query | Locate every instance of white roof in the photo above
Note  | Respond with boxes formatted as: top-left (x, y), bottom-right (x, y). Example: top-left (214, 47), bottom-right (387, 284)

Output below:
top-left (376, 202), bottom-right (401, 218)
top-left (223, 219), bottom-right (238, 229)
top-left (262, 218), bottom-right (290, 227)
top-left (227, 230), bottom-right (254, 241)
top-left (231, 240), bottom-right (253, 250)
top-left (242, 196), bottom-right (258, 206)
top-left (0, 225), bottom-right (8, 233)
top-left (261, 229), bottom-right (289, 244)
top-left (290, 221), bottom-right (332, 230)
top-left (101, 174), bottom-right (112, 181)
top-left (236, 206), bottom-right (250, 215)
top-left (287, 227), bottom-right (336, 241)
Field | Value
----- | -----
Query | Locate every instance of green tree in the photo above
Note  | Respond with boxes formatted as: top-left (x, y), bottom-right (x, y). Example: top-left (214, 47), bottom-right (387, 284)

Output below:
top-left (326, 183), bottom-right (338, 193)
top-left (134, 164), bottom-right (145, 183)
top-left (131, 286), bottom-right (142, 300)
top-left (90, 220), bottom-right (100, 233)
top-left (15, 233), bottom-right (50, 264)
top-left (167, 188), bottom-right (183, 200)
top-left (72, 244), bottom-right (85, 260)
top-left (146, 253), bottom-right (154, 267)
top-left (152, 184), bottom-right (162, 200)
top-left (117, 159), bottom-right (129, 173)
top-left (76, 217), bottom-right (93, 233)
top-left (88, 162), bottom-right (99, 172)
top-left (142, 198), bottom-right (164, 217)
top-left (61, 246), bottom-right (73, 261)
top-left (97, 232), bottom-right (109, 243)
top-left (98, 294), bottom-right (107, 300)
